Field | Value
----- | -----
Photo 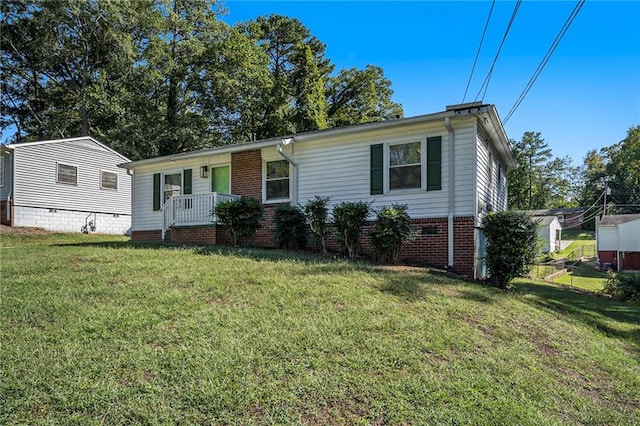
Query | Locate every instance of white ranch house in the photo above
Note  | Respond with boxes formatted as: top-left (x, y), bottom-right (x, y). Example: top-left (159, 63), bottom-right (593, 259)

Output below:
top-left (0, 137), bottom-right (132, 234)
top-left (120, 103), bottom-right (516, 278)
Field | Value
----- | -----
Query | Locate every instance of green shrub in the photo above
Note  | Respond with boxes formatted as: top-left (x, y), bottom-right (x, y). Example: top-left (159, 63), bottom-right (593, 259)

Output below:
top-left (213, 197), bottom-right (264, 247)
top-left (332, 201), bottom-right (371, 258)
top-left (371, 204), bottom-right (415, 263)
top-left (482, 211), bottom-right (538, 290)
top-left (302, 196), bottom-right (331, 253)
top-left (601, 272), bottom-right (640, 301)
top-left (274, 204), bottom-right (307, 250)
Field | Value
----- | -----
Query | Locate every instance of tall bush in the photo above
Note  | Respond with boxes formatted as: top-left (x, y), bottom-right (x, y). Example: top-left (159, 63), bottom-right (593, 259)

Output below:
top-left (213, 197), bottom-right (264, 247)
top-left (371, 204), bottom-right (415, 263)
top-left (274, 204), bottom-right (307, 250)
top-left (302, 196), bottom-right (331, 253)
top-left (332, 201), bottom-right (371, 258)
top-left (601, 272), bottom-right (640, 301)
top-left (482, 211), bottom-right (538, 290)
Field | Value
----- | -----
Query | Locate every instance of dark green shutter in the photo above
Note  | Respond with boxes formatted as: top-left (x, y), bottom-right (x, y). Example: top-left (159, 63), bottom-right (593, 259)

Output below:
top-left (153, 173), bottom-right (161, 211)
top-left (427, 136), bottom-right (442, 191)
top-left (183, 169), bottom-right (192, 195)
top-left (370, 144), bottom-right (383, 195)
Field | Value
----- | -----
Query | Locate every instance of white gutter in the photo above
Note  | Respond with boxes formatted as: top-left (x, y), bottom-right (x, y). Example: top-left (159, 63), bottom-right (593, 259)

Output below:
top-left (445, 117), bottom-right (455, 268)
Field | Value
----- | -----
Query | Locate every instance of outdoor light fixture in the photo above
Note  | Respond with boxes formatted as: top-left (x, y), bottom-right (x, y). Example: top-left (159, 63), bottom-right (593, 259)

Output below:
top-left (200, 165), bottom-right (208, 179)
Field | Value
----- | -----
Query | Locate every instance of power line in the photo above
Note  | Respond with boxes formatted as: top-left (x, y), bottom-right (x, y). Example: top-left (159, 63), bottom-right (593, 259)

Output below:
top-left (462, 0), bottom-right (495, 103)
top-left (503, 0), bottom-right (585, 124)
top-left (474, 0), bottom-right (522, 102)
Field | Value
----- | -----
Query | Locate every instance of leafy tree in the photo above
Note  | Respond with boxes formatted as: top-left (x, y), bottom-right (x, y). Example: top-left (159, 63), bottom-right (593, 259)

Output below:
top-left (508, 132), bottom-right (579, 210)
top-left (482, 211), bottom-right (538, 290)
top-left (602, 125), bottom-right (640, 214)
top-left (240, 14), bottom-right (333, 139)
top-left (326, 65), bottom-right (403, 126)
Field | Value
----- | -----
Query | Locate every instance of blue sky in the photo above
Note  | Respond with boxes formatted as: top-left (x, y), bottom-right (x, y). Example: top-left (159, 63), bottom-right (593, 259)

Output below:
top-left (222, 0), bottom-right (640, 166)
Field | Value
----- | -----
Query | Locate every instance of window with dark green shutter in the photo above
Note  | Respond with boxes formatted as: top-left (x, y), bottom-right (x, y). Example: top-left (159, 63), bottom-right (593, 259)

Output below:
top-left (427, 136), bottom-right (442, 191)
top-left (183, 169), bottom-right (192, 195)
top-left (153, 173), bottom-right (161, 211)
top-left (370, 144), bottom-right (383, 195)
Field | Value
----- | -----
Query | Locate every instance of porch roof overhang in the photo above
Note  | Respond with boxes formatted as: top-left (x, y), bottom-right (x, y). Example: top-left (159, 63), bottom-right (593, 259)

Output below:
top-left (118, 103), bottom-right (516, 170)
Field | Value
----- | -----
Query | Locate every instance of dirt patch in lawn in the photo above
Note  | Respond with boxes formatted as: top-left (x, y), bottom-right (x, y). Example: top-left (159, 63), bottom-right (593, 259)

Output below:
top-left (0, 224), bottom-right (51, 236)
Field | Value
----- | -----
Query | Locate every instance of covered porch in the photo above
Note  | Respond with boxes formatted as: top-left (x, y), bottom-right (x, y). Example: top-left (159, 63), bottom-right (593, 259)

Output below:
top-left (162, 192), bottom-right (239, 239)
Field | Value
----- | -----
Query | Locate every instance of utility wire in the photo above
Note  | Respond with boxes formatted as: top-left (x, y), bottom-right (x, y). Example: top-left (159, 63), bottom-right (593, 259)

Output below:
top-left (462, 0), bottom-right (495, 103)
top-left (474, 0), bottom-right (522, 102)
top-left (504, 0), bottom-right (585, 124)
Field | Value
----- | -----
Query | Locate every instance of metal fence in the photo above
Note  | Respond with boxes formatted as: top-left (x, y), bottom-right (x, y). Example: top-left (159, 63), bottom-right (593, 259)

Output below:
top-left (530, 259), bottom-right (567, 280)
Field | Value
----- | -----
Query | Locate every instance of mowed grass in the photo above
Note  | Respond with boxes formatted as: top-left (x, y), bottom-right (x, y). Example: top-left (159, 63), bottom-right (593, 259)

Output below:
top-left (554, 263), bottom-right (607, 292)
top-left (1, 232), bottom-right (639, 424)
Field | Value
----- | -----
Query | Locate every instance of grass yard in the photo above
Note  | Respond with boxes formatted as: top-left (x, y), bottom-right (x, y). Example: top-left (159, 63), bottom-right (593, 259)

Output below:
top-left (1, 230), bottom-right (639, 424)
top-left (553, 263), bottom-right (608, 292)
top-left (554, 229), bottom-right (596, 260)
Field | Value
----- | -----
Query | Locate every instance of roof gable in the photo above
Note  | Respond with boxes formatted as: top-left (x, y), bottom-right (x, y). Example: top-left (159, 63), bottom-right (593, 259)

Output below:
top-left (6, 136), bottom-right (130, 162)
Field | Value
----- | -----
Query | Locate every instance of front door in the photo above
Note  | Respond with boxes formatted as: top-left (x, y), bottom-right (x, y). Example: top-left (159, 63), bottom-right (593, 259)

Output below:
top-left (211, 165), bottom-right (230, 194)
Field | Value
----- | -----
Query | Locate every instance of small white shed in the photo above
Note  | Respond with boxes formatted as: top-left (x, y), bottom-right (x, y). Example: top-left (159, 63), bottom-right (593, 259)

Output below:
top-left (536, 215), bottom-right (562, 253)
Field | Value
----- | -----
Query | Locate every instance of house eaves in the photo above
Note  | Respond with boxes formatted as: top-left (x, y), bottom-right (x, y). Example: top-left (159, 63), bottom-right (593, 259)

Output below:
top-left (119, 104), bottom-right (515, 170)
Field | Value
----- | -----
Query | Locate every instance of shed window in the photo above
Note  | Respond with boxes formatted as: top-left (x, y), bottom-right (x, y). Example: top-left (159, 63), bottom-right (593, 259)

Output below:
top-left (101, 170), bottom-right (118, 190)
top-left (265, 160), bottom-right (290, 201)
top-left (57, 163), bottom-right (77, 185)
top-left (389, 141), bottom-right (421, 190)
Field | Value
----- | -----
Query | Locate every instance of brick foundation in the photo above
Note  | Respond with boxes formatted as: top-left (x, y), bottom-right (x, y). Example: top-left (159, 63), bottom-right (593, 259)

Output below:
top-left (131, 229), bottom-right (163, 241)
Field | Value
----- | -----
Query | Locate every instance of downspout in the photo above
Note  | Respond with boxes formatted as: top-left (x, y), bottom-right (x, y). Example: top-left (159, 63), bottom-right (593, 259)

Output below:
top-left (445, 117), bottom-right (454, 269)
top-left (277, 138), bottom-right (297, 205)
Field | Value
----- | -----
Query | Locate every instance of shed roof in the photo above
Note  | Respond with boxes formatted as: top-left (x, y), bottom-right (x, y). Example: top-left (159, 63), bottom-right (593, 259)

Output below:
top-left (535, 215), bottom-right (560, 226)
top-left (599, 214), bottom-right (640, 226)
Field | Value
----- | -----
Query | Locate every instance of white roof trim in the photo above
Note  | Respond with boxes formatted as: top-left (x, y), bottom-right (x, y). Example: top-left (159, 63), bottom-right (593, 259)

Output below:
top-left (6, 136), bottom-right (130, 162)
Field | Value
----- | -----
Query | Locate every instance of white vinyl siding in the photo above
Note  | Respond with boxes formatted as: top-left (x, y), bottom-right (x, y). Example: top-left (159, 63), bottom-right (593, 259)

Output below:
top-left (475, 131), bottom-right (508, 224)
top-left (295, 122), bottom-right (460, 219)
top-left (0, 155), bottom-right (4, 187)
top-left (12, 138), bottom-right (131, 215)
top-left (618, 219), bottom-right (640, 251)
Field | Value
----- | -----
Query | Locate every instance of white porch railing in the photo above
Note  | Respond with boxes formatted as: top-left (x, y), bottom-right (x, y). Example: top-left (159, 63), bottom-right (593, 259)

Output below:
top-left (162, 192), bottom-right (240, 239)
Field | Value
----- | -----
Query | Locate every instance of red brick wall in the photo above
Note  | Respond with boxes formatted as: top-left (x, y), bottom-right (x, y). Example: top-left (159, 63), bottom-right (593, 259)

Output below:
top-left (169, 226), bottom-right (218, 245)
top-left (230, 149), bottom-right (282, 247)
top-left (323, 216), bottom-right (476, 277)
top-left (131, 229), bottom-right (162, 241)
top-left (232, 150), bottom-right (262, 198)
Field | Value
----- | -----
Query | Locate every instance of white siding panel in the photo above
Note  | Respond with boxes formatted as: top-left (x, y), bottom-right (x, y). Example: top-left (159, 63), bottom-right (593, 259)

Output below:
top-left (598, 226), bottom-right (619, 251)
top-left (452, 126), bottom-right (476, 216)
top-left (296, 130), bottom-right (452, 219)
top-left (618, 219), bottom-right (640, 251)
top-left (13, 139), bottom-right (131, 214)
top-left (132, 171), bottom-right (162, 231)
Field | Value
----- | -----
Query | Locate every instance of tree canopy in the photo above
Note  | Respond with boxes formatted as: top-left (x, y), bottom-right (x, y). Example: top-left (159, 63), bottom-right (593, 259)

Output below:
top-left (1, 2), bottom-right (403, 159)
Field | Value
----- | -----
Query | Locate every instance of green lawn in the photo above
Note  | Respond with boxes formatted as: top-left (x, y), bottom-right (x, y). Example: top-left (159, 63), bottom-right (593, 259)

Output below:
top-left (1, 231), bottom-right (639, 424)
top-left (554, 229), bottom-right (596, 260)
top-left (553, 263), bottom-right (607, 292)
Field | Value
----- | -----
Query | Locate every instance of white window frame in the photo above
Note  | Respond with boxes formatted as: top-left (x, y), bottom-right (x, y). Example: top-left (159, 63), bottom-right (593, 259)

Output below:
top-left (100, 169), bottom-right (119, 190)
top-left (384, 136), bottom-right (427, 193)
top-left (262, 159), bottom-right (292, 203)
top-left (56, 162), bottom-right (78, 186)
top-left (163, 172), bottom-right (182, 203)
